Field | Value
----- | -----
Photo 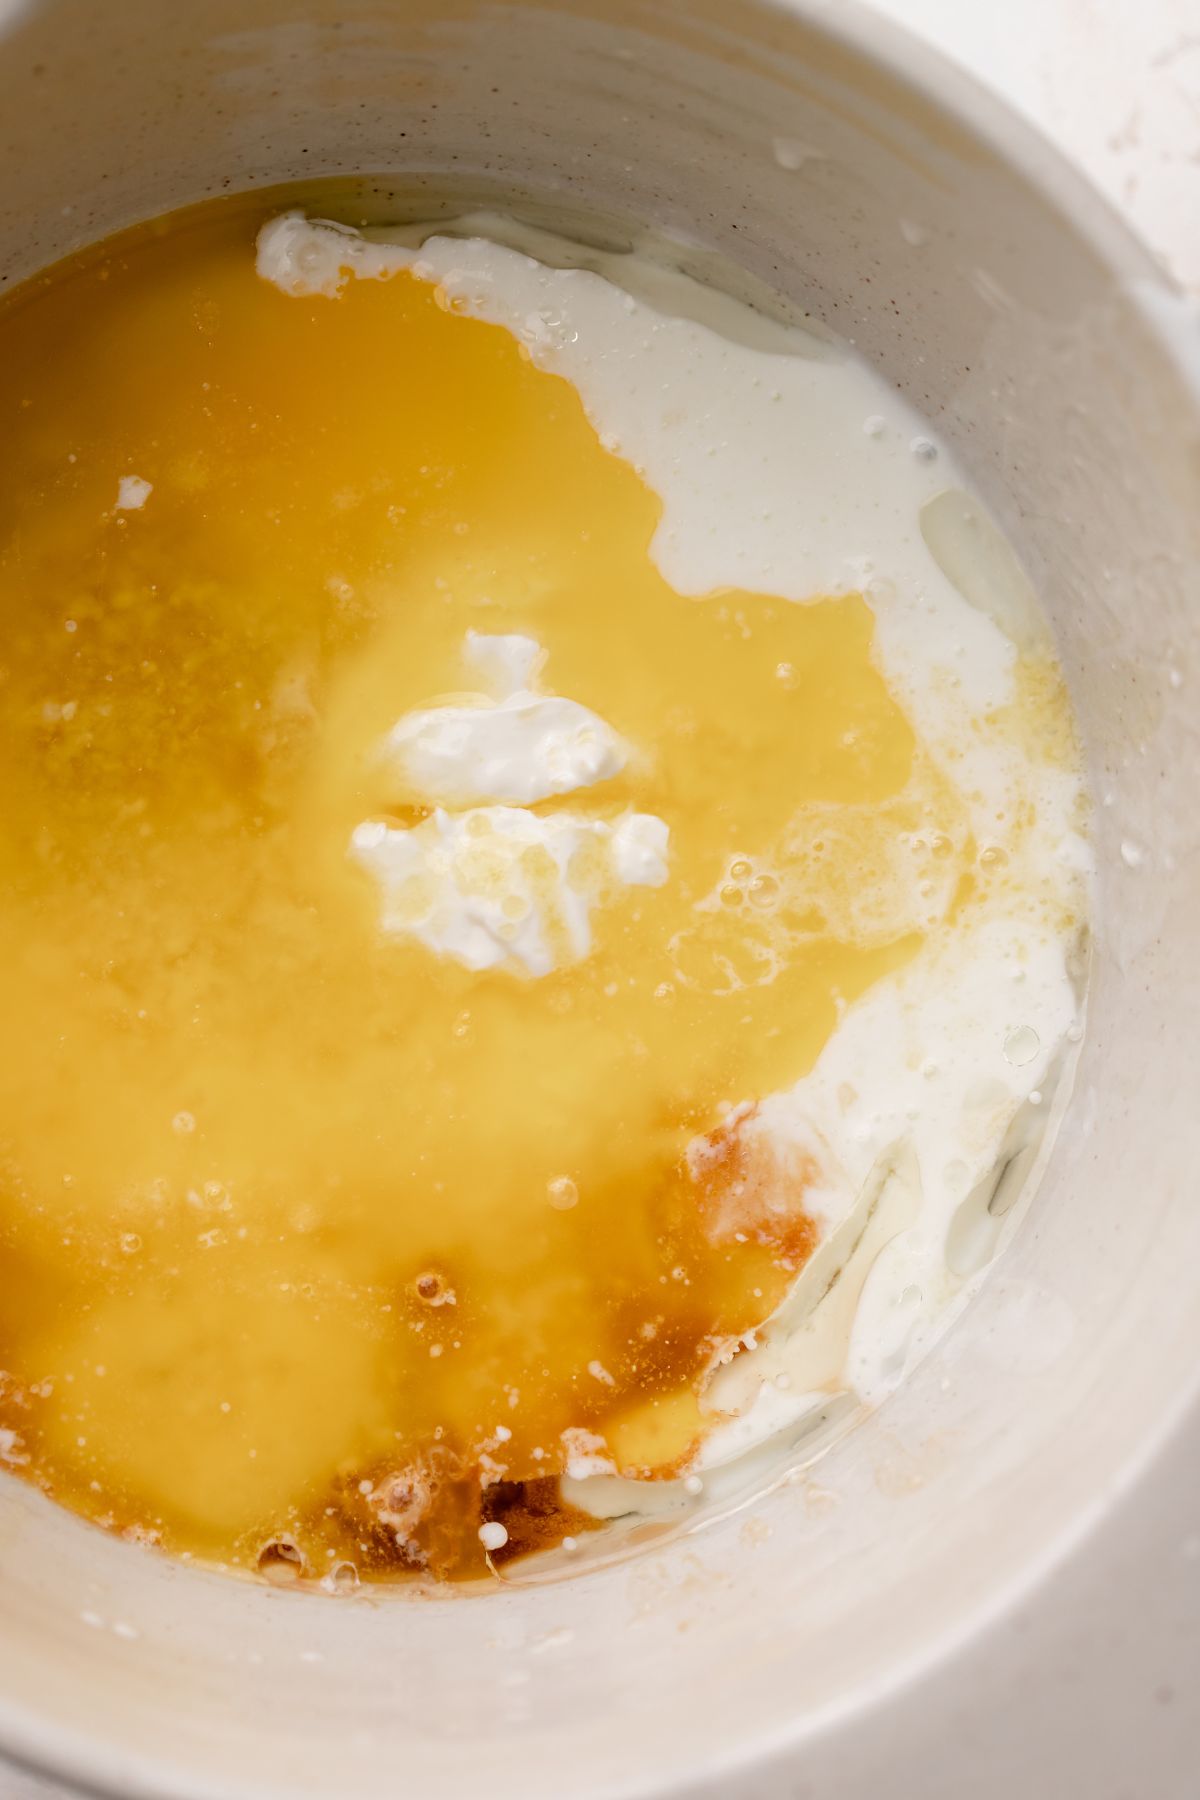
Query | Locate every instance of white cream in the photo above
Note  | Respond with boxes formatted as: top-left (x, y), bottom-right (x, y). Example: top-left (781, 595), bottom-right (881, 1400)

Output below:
top-left (378, 633), bottom-right (627, 809)
top-left (695, 911), bottom-right (1080, 1468)
top-left (260, 214), bottom-right (1090, 1507)
top-left (462, 628), bottom-right (543, 694)
top-left (351, 806), bottom-right (667, 978)
top-left (354, 631), bottom-right (664, 975)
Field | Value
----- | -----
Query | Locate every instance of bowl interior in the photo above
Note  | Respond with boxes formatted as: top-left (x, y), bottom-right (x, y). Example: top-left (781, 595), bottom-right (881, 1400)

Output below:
top-left (0, 3), bottom-right (1198, 1797)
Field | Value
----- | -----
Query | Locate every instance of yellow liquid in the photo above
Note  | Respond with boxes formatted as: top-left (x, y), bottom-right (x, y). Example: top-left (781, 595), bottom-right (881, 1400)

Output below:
top-left (0, 195), bottom-right (958, 1580)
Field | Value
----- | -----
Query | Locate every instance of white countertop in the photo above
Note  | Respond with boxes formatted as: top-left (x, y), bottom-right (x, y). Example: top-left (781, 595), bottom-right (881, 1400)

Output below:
top-left (3, 1), bottom-right (1196, 1795)
top-left (875, 0), bottom-right (1200, 291)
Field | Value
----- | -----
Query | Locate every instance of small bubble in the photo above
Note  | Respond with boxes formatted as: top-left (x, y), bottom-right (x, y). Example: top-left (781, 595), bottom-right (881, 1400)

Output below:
top-left (729, 858), bottom-right (752, 880)
top-left (862, 414), bottom-right (886, 439)
top-left (910, 435), bottom-right (938, 462)
top-left (257, 1538), bottom-right (304, 1581)
top-left (119, 1232), bottom-right (142, 1255)
top-left (324, 1560), bottom-right (359, 1594)
top-left (1120, 840), bottom-right (1144, 869)
top-left (479, 1520), bottom-right (508, 1553)
top-left (683, 1473), bottom-right (704, 1497)
top-left (719, 883), bottom-right (744, 907)
top-left (1004, 1025), bottom-right (1041, 1068)
top-left (547, 1176), bottom-right (578, 1212)
top-left (172, 1111), bottom-right (195, 1135)
top-left (748, 874), bottom-right (779, 907)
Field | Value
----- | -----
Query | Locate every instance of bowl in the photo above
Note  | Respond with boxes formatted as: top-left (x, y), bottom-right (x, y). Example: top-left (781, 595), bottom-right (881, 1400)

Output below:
top-left (1, 2), bottom-right (1198, 1796)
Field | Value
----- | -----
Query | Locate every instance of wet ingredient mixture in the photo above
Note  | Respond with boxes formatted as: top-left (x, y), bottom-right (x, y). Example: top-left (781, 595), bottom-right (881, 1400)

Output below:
top-left (0, 194), bottom-right (1088, 1582)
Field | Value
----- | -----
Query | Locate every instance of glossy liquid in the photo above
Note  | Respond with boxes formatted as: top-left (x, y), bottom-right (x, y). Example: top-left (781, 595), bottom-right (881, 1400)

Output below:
top-left (0, 196), bottom-right (947, 1580)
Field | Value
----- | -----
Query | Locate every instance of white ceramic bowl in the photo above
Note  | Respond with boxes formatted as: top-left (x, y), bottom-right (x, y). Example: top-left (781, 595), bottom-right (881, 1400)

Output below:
top-left (1, 3), bottom-right (1198, 1796)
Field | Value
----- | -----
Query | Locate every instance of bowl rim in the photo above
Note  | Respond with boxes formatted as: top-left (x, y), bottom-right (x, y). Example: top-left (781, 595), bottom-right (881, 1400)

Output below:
top-left (0, 3), bottom-right (1197, 1798)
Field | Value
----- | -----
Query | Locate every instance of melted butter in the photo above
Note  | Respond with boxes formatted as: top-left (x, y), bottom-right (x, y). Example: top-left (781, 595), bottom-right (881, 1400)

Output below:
top-left (0, 195), bottom-right (946, 1580)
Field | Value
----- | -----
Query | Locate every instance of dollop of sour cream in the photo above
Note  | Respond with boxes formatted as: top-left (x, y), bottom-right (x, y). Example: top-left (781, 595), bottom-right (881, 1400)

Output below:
top-left (378, 630), bottom-right (627, 808)
top-left (353, 633), bottom-right (668, 976)
top-left (351, 807), bottom-right (668, 978)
